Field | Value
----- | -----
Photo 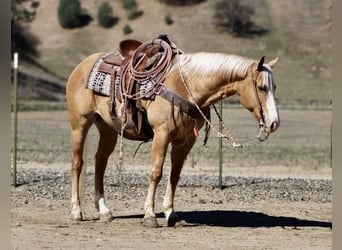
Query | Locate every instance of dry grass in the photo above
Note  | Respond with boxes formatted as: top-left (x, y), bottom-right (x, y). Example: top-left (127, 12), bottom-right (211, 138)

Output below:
top-left (12, 108), bottom-right (331, 178)
top-left (26, 0), bottom-right (332, 106)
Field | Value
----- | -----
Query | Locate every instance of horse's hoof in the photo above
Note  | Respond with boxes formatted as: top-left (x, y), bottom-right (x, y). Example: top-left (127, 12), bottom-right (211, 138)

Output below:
top-left (167, 212), bottom-right (180, 227)
top-left (70, 212), bottom-right (83, 221)
top-left (142, 217), bottom-right (160, 228)
top-left (100, 212), bottom-right (113, 222)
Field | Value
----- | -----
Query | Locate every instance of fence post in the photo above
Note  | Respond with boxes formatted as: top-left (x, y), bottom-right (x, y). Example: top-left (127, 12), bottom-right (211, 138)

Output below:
top-left (12, 52), bottom-right (19, 187)
top-left (218, 100), bottom-right (223, 189)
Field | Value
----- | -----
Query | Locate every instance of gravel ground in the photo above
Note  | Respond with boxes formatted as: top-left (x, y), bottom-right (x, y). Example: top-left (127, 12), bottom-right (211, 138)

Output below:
top-left (12, 167), bottom-right (331, 204)
top-left (11, 165), bottom-right (332, 249)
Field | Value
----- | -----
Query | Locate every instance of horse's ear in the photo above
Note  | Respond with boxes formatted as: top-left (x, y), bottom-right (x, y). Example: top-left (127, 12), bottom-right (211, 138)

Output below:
top-left (257, 56), bottom-right (265, 71)
top-left (267, 57), bottom-right (279, 68)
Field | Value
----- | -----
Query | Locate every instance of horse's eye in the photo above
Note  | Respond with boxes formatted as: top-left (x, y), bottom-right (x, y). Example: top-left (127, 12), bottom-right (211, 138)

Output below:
top-left (258, 85), bottom-right (267, 92)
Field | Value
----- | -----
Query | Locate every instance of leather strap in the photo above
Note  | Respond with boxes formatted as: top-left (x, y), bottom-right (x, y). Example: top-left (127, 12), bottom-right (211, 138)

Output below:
top-left (158, 85), bottom-right (210, 119)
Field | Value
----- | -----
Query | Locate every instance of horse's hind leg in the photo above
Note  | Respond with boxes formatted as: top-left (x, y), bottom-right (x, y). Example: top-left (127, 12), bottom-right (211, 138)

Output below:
top-left (163, 137), bottom-right (196, 227)
top-left (70, 117), bottom-right (93, 221)
top-left (94, 117), bottom-right (117, 222)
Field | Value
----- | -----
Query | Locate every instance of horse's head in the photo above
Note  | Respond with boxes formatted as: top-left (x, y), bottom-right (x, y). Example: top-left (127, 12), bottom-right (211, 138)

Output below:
top-left (237, 56), bottom-right (280, 140)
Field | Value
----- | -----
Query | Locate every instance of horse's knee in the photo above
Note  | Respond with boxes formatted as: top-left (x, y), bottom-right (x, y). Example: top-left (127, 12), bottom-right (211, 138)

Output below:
top-left (71, 157), bottom-right (84, 172)
top-left (149, 170), bottom-right (162, 183)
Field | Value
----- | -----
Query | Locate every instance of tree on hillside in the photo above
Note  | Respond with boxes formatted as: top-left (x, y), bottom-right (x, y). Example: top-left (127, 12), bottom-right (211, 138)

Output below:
top-left (121, 0), bottom-right (143, 20)
top-left (121, 0), bottom-right (137, 10)
top-left (57, 0), bottom-right (92, 29)
top-left (97, 2), bottom-right (119, 28)
top-left (11, 0), bottom-right (40, 58)
top-left (214, 0), bottom-right (268, 37)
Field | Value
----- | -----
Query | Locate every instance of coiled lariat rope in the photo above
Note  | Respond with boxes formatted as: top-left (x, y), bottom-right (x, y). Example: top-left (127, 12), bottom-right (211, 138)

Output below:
top-left (120, 38), bottom-right (174, 100)
top-left (175, 49), bottom-right (266, 148)
top-left (117, 38), bottom-right (176, 167)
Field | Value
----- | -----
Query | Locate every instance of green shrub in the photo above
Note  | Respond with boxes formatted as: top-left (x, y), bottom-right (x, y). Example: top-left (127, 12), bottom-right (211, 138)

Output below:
top-left (123, 24), bottom-right (133, 34)
top-left (57, 0), bottom-right (92, 29)
top-left (97, 2), bottom-right (118, 28)
top-left (127, 9), bottom-right (143, 20)
top-left (122, 0), bottom-right (137, 10)
top-left (11, 21), bottom-right (40, 58)
top-left (214, 0), bottom-right (268, 37)
top-left (164, 13), bottom-right (174, 25)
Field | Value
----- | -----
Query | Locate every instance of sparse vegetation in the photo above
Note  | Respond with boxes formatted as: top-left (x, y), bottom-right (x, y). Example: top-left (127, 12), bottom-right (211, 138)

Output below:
top-left (127, 9), bottom-right (143, 20)
top-left (11, 21), bottom-right (40, 59)
top-left (13, 108), bottom-right (331, 169)
top-left (11, 101), bottom-right (67, 112)
top-left (11, 0), bottom-right (40, 58)
top-left (121, 0), bottom-right (137, 10)
top-left (97, 2), bottom-right (119, 28)
top-left (213, 0), bottom-right (268, 37)
top-left (57, 0), bottom-right (92, 29)
top-left (164, 13), bottom-right (174, 25)
top-left (123, 24), bottom-right (133, 34)
top-left (14, 0), bottom-right (331, 106)
top-left (121, 0), bottom-right (143, 20)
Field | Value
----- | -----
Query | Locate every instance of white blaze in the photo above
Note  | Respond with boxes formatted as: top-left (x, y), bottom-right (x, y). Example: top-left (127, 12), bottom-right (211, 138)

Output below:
top-left (266, 91), bottom-right (279, 126)
top-left (263, 65), bottom-right (279, 127)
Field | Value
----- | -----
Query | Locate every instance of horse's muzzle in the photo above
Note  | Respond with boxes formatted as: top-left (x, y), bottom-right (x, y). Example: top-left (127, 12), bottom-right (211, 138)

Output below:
top-left (257, 119), bottom-right (279, 141)
top-left (261, 119), bottom-right (280, 133)
top-left (257, 130), bottom-right (269, 141)
top-left (257, 120), bottom-right (269, 141)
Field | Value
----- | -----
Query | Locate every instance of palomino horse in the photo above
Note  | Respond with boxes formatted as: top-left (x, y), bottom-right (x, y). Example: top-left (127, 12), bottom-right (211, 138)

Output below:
top-left (66, 38), bottom-right (280, 227)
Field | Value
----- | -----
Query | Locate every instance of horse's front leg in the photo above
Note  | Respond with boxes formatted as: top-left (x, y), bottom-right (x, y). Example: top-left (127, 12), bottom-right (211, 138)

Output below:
top-left (163, 137), bottom-right (196, 227)
top-left (143, 129), bottom-right (170, 228)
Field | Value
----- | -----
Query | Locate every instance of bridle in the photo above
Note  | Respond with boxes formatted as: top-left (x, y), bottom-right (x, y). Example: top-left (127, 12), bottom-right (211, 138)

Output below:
top-left (252, 69), bottom-right (269, 142)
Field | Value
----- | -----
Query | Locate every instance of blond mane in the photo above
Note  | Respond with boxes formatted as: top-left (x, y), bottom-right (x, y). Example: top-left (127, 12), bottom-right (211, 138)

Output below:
top-left (178, 53), bottom-right (255, 82)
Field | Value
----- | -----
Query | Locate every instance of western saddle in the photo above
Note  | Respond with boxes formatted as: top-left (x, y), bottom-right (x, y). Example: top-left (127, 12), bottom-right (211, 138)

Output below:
top-left (93, 35), bottom-right (210, 142)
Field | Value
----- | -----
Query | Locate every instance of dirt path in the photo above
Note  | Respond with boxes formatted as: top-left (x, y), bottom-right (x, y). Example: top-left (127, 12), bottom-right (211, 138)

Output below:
top-left (11, 164), bottom-right (331, 250)
top-left (11, 200), bottom-right (331, 249)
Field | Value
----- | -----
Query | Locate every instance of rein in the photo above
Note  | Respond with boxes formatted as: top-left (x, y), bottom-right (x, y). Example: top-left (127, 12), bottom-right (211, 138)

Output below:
top-left (175, 50), bottom-right (268, 148)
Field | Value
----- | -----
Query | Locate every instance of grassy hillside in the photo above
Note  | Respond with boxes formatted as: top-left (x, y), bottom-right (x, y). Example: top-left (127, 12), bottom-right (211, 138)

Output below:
top-left (24, 0), bottom-right (331, 106)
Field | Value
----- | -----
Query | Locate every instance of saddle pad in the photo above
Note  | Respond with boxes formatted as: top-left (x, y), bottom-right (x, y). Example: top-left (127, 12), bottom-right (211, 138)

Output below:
top-left (86, 55), bottom-right (112, 96)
